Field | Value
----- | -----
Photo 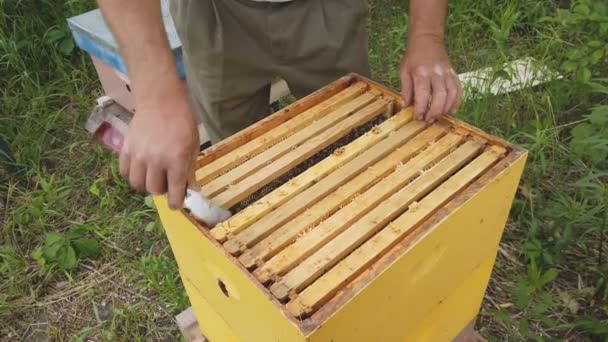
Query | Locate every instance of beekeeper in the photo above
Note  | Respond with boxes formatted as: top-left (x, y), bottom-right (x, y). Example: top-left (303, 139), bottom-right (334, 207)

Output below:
top-left (98, 0), bottom-right (462, 209)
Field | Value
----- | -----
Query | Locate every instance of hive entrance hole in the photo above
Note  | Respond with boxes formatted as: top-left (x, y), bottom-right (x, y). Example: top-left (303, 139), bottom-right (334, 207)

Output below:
top-left (217, 279), bottom-right (229, 298)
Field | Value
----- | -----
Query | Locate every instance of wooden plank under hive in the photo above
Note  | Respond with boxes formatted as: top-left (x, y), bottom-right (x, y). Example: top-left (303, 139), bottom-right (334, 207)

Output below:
top-left (154, 74), bottom-right (528, 341)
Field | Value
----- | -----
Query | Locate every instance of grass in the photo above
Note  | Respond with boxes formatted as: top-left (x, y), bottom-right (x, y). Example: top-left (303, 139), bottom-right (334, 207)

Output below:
top-left (1, 0), bottom-right (607, 340)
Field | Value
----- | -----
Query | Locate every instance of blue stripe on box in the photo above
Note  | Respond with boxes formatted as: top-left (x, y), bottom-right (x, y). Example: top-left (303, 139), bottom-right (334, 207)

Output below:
top-left (70, 29), bottom-right (185, 78)
top-left (67, 4), bottom-right (185, 79)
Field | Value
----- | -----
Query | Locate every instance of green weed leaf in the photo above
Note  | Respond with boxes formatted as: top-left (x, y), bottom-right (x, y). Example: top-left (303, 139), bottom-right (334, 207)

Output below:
top-left (488, 307), bottom-right (513, 326)
top-left (144, 222), bottom-right (155, 233)
top-left (571, 123), bottom-right (594, 139)
top-left (89, 179), bottom-right (100, 197)
top-left (539, 268), bottom-right (559, 287)
top-left (38, 228), bottom-right (98, 271)
top-left (56, 245), bottom-right (78, 270)
top-left (59, 38), bottom-right (74, 55)
top-left (513, 283), bottom-right (533, 309)
top-left (528, 259), bottom-right (541, 284)
top-left (589, 81), bottom-right (608, 94)
top-left (31, 247), bottom-right (46, 267)
top-left (523, 239), bottom-right (543, 262)
top-left (588, 40), bottom-right (602, 48)
top-left (576, 316), bottom-right (608, 336)
top-left (72, 238), bottom-right (99, 258)
top-left (577, 67), bottom-right (592, 83)
top-left (39, 177), bottom-right (52, 192)
top-left (46, 28), bottom-right (64, 43)
top-left (589, 105), bottom-right (608, 125)
top-left (542, 251), bottom-right (554, 265)
top-left (59, 189), bottom-right (71, 200)
top-left (29, 205), bottom-right (41, 220)
top-left (518, 316), bottom-right (531, 337)
top-left (66, 226), bottom-right (86, 240)
top-left (590, 49), bottom-right (605, 64)
top-left (574, 4), bottom-right (590, 16)
top-left (144, 196), bottom-right (155, 209)
top-left (43, 232), bottom-right (65, 259)
top-left (562, 60), bottom-right (578, 72)
top-left (590, 148), bottom-right (608, 163)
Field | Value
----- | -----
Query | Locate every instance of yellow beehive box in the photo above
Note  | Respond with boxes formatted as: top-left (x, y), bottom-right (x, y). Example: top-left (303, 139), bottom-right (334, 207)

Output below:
top-left (154, 74), bottom-right (527, 341)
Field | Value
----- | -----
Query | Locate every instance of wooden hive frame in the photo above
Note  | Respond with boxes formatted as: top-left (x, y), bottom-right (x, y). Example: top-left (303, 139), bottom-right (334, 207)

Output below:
top-left (155, 74), bottom-right (527, 341)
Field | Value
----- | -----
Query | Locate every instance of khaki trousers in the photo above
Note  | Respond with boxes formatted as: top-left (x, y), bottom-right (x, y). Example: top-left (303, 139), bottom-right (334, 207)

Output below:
top-left (170, 0), bottom-right (370, 143)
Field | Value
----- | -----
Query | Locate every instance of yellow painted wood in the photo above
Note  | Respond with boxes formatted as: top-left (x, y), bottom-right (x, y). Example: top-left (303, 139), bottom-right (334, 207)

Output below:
top-left (155, 148), bottom-right (525, 341)
top-left (402, 253), bottom-right (495, 342)
top-left (222, 112), bottom-right (424, 255)
top-left (202, 91), bottom-right (379, 198)
top-left (213, 98), bottom-right (391, 210)
top-left (272, 139), bottom-right (485, 301)
top-left (195, 82), bottom-right (368, 186)
top-left (287, 144), bottom-right (502, 316)
top-left (183, 252), bottom-right (494, 342)
top-left (156, 75), bottom-right (529, 342)
top-left (255, 131), bottom-right (465, 283)
top-left (302, 150), bottom-right (527, 342)
top-left (210, 109), bottom-right (415, 242)
top-left (181, 273), bottom-right (240, 342)
top-left (154, 195), bottom-right (305, 342)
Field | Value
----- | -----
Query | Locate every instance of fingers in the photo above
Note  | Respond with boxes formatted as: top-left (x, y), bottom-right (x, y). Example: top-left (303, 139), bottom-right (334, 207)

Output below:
top-left (146, 165), bottom-right (167, 195)
top-left (412, 68), bottom-right (431, 120)
top-left (427, 74), bottom-right (448, 123)
top-left (119, 138), bottom-right (193, 211)
top-left (119, 150), bottom-right (130, 179)
top-left (444, 72), bottom-right (459, 115)
top-left (121, 149), bottom-right (184, 210)
top-left (167, 163), bottom-right (188, 210)
top-left (128, 158), bottom-right (147, 191)
top-left (408, 65), bottom-right (462, 121)
top-left (400, 71), bottom-right (414, 108)
top-left (450, 71), bottom-right (463, 114)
